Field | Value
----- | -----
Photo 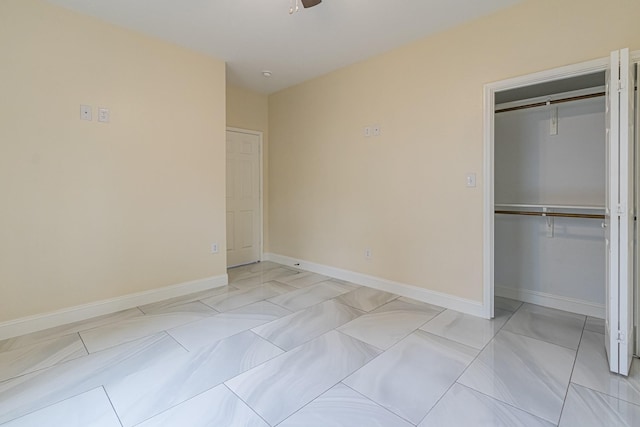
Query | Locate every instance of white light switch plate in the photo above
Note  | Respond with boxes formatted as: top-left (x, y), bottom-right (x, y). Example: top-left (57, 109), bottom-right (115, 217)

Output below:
top-left (98, 108), bottom-right (110, 123)
top-left (465, 173), bottom-right (477, 188)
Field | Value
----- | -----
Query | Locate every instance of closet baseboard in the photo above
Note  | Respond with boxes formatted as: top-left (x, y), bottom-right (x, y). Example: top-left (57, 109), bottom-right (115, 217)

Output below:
top-left (495, 285), bottom-right (604, 319)
top-left (264, 253), bottom-right (485, 317)
top-left (0, 274), bottom-right (228, 341)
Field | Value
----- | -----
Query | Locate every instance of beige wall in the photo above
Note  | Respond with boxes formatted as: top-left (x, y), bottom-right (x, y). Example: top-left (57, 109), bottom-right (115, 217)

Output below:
top-left (226, 84), bottom-right (270, 250)
top-left (227, 84), bottom-right (269, 133)
top-left (0, 0), bottom-right (227, 323)
top-left (268, 0), bottom-right (640, 302)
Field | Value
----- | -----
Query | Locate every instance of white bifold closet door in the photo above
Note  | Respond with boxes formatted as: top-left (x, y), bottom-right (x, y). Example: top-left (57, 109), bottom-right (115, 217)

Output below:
top-left (605, 48), bottom-right (635, 376)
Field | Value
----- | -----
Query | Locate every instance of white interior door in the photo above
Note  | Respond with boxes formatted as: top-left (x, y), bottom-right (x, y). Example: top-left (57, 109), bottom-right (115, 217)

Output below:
top-left (605, 48), bottom-right (635, 375)
top-left (226, 130), bottom-right (261, 267)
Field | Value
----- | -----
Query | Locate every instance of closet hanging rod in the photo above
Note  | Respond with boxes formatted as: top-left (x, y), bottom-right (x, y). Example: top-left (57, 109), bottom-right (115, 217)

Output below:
top-left (495, 210), bottom-right (605, 219)
top-left (495, 92), bottom-right (605, 114)
top-left (495, 203), bottom-right (604, 211)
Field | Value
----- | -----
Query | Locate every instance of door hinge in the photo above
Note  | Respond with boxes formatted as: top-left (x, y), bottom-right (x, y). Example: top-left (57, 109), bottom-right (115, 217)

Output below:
top-left (617, 205), bottom-right (626, 216)
top-left (617, 331), bottom-right (626, 344)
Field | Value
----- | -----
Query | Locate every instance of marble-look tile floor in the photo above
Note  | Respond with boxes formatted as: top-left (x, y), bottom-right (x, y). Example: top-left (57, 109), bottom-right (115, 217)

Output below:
top-left (1, 262), bottom-right (638, 426)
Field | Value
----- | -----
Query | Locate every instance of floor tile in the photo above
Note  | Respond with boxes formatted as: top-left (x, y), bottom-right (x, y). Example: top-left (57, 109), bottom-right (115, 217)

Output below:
top-left (1, 387), bottom-right (121, 427)
top-left (267, 280), bottom-right (355, 312)
top-left (228, 261), bottom-right (282, 277)
top-left (167, 301), bottom-right (291, 351)
top-left (494, 296), bottom-right (523, 313)
top-left (0, 308), bottom-right (143, 353)
top-left (136, 384), bottom-right (268, 427)
top-left (252, 300), bottom-right (363, 350)
top-left (458, 330), bottom-right (575, 424)
top-left (338, 298), bottom-right (442, 350)
top-left (344, 330), bottom-right (478, 424)
top-left (138, 287), bottom-right (233, 315)
top-left (0, 334), bottom-right (87, 383)
top-left (225, 331), bottom-right (381, 426)
top-left (0, 333), bottom-right (183, 424)
top-left (420, 308), bottom-right (511, 350)
top-left (279, 383), bottom-right (413, 427)
top-left (242, 261), bottom-right (285, 273)
top-left (419, 383), bottom-right (554, 427)
top-left (584, 316), bottom-right (605, 335)
top-left (105, 331), bottom-right (282, 427)
top-left (80, 308), bottom-right (213, 353)
top-left (559, 383), bottom-right (640, 427)
top-left (571, 330), bottom-right (640, 405)
top-left (502, 303), bottom-right (585, 350)
top-left (202, 281), bottom-right (296, 312)
top-left (334, 287), bottom-right (399, 312)
top-left (275, 271), bottom-right (332, 288)
top-left (138, 300), bottom-right (217, 317)
top-left (227, 265), bottom-right (258, 282)
top-left (230, 267), bottom-right (299, 290)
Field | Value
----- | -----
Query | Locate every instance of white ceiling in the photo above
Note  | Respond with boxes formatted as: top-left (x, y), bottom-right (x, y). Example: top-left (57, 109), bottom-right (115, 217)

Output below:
top-left (46, 0), bottom-right (523, 94)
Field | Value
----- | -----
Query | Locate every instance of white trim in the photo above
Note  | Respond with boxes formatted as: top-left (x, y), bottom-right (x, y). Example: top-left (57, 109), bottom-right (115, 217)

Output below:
top-left (483, 55), bottom-right (610, 320)
top-left (486, 56), bottom-right (609, 92)
top-left (483, 83), bottom-right (495, 319)
top-left (495, 285), bottom-right (605, 319)
top-left (495, 86), bottom-right (605, 111)
top-left (0, 274), bottom-right (228, 341)
top-left (265, 253), bottom-right (485, 317)
top-left (226, 127), bottom-right (264, 265)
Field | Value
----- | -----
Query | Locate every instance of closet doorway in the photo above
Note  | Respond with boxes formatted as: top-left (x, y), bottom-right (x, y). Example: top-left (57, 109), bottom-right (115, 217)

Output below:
top-left (483, 49), bottom-right (639, 376)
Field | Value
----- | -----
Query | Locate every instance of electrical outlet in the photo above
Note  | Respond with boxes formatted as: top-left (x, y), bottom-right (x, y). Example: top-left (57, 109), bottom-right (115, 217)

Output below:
top-left (211, 243), bottom-right (219, 254)
top-left (372, 125), bottom-right (381, 136)
top-left (364, 126), bottom-right (371, 137)
top-left (364, 248), bottom-right (372, 259)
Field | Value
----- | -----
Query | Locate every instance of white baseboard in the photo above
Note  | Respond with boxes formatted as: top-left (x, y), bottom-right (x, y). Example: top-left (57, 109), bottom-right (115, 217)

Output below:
top-left (265, 253), bottom-right (486, 318)
top-left (495, 285), bottom-right (605, 319)
top-left (0, 274), bottom-right (228, 341)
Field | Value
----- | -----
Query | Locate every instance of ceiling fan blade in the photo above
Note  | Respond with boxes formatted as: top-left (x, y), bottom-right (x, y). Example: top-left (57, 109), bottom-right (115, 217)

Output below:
top-left (301, 0), bottom-right (322, 8)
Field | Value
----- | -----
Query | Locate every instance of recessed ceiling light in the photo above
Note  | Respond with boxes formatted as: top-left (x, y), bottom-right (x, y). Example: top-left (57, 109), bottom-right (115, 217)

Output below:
top-left (262, 70), bottom-right (272, 78)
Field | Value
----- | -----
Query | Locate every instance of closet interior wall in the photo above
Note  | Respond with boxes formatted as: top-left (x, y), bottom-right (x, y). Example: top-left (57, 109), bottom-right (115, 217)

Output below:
top-left (494, 80), bottom-right (607, 318)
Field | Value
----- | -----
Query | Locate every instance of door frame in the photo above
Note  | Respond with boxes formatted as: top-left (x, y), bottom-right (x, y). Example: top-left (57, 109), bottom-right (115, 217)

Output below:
top-left (226, 127), bottom-right (264, 266)
top-left (483, 51), bottom-right (640, 358)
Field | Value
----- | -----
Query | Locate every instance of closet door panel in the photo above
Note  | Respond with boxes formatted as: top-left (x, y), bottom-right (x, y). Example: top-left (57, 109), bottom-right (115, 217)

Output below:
top-left (605, 48), bottom-right (635, 376)
top-left (604, 51), bottom-right (618, 373)
top-left (619, 49), bottom-right (635, 374)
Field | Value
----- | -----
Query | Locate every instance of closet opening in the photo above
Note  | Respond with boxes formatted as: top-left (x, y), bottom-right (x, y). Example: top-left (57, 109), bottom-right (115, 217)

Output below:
top-left (493, 72), bottom-right (607, 319)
